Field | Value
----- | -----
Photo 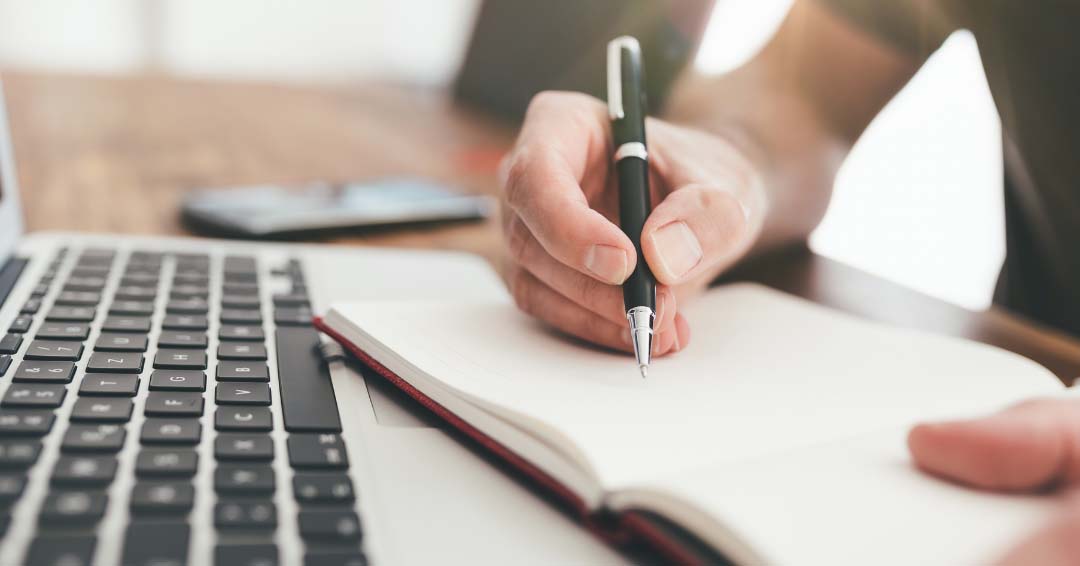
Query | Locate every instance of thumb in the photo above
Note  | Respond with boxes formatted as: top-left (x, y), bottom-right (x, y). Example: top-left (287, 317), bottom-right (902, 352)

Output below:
top-left (641, 184), bottom-right (753, 285)
top-left (908, 398), bottom-right (1080, 492)
top-left (998, 498), bottom-right (1080, 565)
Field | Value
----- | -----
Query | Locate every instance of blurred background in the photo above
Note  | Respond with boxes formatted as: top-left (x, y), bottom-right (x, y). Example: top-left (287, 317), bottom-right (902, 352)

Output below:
top-left (0, 0), bottom-right (1002, 310)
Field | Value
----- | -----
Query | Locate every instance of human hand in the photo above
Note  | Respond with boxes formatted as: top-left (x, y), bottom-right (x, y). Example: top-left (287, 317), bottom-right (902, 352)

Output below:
top-left (909, 398), bottom-right (1080, 564)
top-left (499, 91), bottom-right (768, 355)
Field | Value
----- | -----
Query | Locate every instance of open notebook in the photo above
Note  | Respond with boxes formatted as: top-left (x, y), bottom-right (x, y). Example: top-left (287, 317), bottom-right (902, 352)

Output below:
top-left (316, 283), bottom-right (1065, 564)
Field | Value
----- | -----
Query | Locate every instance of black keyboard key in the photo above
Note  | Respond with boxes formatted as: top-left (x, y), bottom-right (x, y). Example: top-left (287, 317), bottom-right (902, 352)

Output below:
top-left (62, 424), bottom-right (126, 452)
top-left (223, 282), bottom-right (259, 294)
top-left (216, 544), bottom-right (279, 566)
top-left (173, 272), bottom-right (209, 285)
top-left (130, 482), bottom-right (194, 514)
top-left (55, 290), bottom-right (101, 306)
top-left (30, 282), bottom-right (49, 297)
top-left (216, 361), bottom-right (269, 382)
top-left (24, 340), bottom-right (84, 361)
top-left (0, 333), bottom-right (23, 355)
top-left (214, 501), bottom-right (276, 530)
top-left (69, 266), bottom-right (109, 278)
top-left (142, 419), bottom-right (201, 445)
top-left (220, 309), bottom-right (262, 324)
top-left (2, 383), bottom-right (66, 408)
top-left (86, 351), bottom-right (144, 374)
top-left (0, 474), bottom-right (25, 503)
top-left (215, 465), bottom-right (274, 495)
top-left (221, 294), bottom-right (260, 309)
top-left (272, 293), bottom-right (309, 307)
top-left (8, 315), bottom-right (33, 333)
top-left (51, 455), bottom-right (118, 486)
top-left (0, 439), bottom-right (42, 467)
top-left (63, 276), bottom-right (106, 291)
top-left (102, 316), bottom-right (151, 333)
top-left (274, 307), bottom-right (314, 326)
top-left (119, 274), bottom-right (158, 287)
top-left (216, 383), bottom-right (271, 406)
top-left (277, 328), bottom-right (342, 432)
top-left (287, 434), bottom-right (348, 470)
top-left (36, 322), bottom-right (91, 341)
top-left (293, 473), bottom-right (355, 504)
top-left (136, 449), bottom-right (198, 478)
top-left (224, 255), bottom-right (257, 274)
top-left (157, 331), bottom-right (208, 349)
top-left (162, 315), bottom-right (208, 331)
top-left (217, 343), bottom-right (267, 361)
top-left (149, 370), bottom-right (206, 392)
top-left (215, 434), bottom-right (274, 461)
top-left (0, 356), bottom-right (8, 377)
top-left (13, 360), bottom-right (75, 383)
top-left (26, 534), bottom-right (97, 566)
top-left (304, 551), bottom-right (368, 566)
top-left (165, 298), bottom-right (209, 314)
top-left (114, 285), bottom-right (157, 301)
top-left (109, 300), bottom-right (154, 316)
top-left (170, 284), bottom-right (209, 299)
top-left (0, 410), bottom-right (55, 436)
top-left (145, 392), bottom-right (204, 417)
top-left (70, 397), bottom-right (133, 423)
top-left (95, 332), bottom-right (148, 352)
top-left (45, 306), bottom-right (95, 322)
top-left (79, 373), bottom-right (139, 396)
top-left (153, 350), bottom-right (208, 370)
top-left (39, 490), bottom-right (107, 525)
top-left (121, 521), bottom-right (190, 566)
top-left (21, 297), bottom-right (42, 314)
top-left (215, 407), bottom-right (272, 432)
top-left (298, 509), bottom-right (362, 541)
top-left (220, 325), bottom-right (264, 341)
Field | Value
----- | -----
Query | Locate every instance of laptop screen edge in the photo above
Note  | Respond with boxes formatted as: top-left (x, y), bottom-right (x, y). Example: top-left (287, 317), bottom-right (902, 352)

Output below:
top-left (0, 74), bottom-right (25, 264)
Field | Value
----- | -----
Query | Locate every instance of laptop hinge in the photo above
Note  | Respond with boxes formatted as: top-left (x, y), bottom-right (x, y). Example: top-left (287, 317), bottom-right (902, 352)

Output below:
top-left (0, 256), bottom-right (28, 311)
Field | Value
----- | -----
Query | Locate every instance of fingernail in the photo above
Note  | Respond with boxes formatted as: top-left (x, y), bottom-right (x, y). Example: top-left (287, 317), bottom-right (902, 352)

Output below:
top-left (652, 221), bottom-right (702, 280)
top-left (671, 327), bottom-right (683, 353)
top-left (585, 245), bottom-right (629, 284)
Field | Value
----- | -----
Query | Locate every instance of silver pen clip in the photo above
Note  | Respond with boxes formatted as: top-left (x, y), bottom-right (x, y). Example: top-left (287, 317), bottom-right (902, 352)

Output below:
top-left (607, 36), bottom-right (641, 121)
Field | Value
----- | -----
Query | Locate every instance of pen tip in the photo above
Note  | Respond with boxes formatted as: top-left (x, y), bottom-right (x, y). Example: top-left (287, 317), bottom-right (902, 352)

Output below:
top-left (639, 365), bottom-right (648, 379)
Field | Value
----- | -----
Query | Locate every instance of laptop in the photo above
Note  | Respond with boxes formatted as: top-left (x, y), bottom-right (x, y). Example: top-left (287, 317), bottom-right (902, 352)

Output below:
top-left (0, 77), bottom-right (621, 565)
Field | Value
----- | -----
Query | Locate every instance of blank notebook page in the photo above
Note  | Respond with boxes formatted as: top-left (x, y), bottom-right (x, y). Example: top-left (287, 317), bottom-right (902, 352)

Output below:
top-left (332, 284), bottom-right (1062, 491)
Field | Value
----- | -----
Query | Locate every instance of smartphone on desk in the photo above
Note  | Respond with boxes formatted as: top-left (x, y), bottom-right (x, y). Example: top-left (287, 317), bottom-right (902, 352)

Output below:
top-left (182, 178), bottom-right (493, 239)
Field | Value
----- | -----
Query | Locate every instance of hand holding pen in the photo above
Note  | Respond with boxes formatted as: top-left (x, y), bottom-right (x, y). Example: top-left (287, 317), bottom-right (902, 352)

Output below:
top-left (497, 41), bottom-right (767, 366)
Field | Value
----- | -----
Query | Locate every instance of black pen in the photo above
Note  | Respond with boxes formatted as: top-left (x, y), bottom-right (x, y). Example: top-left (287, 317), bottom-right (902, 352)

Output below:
top-left (607, 36), bottom-right (656, 378)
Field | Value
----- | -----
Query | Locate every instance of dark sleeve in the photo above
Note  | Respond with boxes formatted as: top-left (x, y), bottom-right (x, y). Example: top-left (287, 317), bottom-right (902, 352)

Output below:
top-left (814, 0), bottom-right (956, 61)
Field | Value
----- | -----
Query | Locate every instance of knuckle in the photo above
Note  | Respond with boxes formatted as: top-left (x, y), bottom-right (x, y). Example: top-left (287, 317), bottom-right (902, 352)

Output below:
top-left (502, 153), bottom-right (534, 210)
top-left (505, 217), bottom-right (531, 263)
top-left (508, 269), bottom-right (535, 315)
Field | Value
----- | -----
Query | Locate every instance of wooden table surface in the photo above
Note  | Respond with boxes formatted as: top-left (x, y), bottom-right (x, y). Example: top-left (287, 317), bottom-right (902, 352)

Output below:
top-left (7, 70), bottom-right (1080, 384)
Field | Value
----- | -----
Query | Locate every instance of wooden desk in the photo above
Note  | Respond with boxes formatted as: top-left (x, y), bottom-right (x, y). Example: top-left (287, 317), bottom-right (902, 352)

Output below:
top-left (8, 71), bottom-right (1080, 384)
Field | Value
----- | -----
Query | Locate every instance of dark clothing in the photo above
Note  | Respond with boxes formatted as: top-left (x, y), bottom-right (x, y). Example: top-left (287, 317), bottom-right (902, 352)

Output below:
top-left (818, 0), bottom-right (1080, 335)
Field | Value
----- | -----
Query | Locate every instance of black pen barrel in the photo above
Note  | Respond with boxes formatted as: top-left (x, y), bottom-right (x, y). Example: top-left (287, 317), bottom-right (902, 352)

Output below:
top-left (616, 157), bottom-right (656, 313)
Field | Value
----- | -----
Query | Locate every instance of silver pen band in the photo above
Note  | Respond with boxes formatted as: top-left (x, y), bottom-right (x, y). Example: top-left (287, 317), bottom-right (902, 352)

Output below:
top-left (614, 142), bottom-right (648, 163)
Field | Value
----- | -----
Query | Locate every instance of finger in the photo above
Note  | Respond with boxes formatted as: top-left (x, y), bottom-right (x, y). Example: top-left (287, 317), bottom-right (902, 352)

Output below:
top-left (505, 212), bottom-right (678, 334)
top-left (641, 184), bottom-right (753, 285)
top-left (998, 502), bottom-right (1080, 565)
top-left (507, 266), bottom-right (682, 357)
top-left (908, 398), bottom-right (1080, 491)
top-left (503, 92), bottom-right (636, 285)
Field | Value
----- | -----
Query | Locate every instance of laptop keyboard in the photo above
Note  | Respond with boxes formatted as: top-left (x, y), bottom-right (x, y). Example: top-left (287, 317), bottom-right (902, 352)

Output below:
top-left (0, 246), bottom-right (366, 566)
